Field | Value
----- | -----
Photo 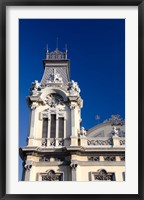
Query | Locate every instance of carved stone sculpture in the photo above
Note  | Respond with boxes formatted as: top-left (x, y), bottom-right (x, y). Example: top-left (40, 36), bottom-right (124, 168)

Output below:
top-left (47, 69), bottom-right (63, 83)
top-left (113, 126), bottom-right (120, 136)
top-left (68, 80), bottom-right (80, 95)
top-left (30, 80), bottom-right (41, 96)
top-left (79, 127), bottom-right (87, 136)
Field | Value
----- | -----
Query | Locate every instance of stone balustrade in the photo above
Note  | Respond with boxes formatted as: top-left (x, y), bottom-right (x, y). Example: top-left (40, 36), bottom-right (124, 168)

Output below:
top-left (27, 136), bottom-right (125, 148)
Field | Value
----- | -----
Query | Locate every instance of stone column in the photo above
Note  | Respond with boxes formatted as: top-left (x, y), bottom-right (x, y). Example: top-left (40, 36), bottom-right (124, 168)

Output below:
top-left (29, 105), bottom-right (36, 138)
top-left (47, 115), bottom-right (51, 146)
top-left (63, 118), bottom-right (66, 146)
top-left (70, 105), bottom-right (75, 136)
top-left (70, 105), bottom-right (78, 146)
top-left (70, 161), bottom-right (78, 181)
top-left (55, 115), bottom-right (59, 146)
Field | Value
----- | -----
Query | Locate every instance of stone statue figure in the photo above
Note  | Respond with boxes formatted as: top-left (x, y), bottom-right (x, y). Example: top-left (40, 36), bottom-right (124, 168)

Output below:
top-left (79, 127), bottom-right (87, 136)
top-left (30, 80), bottom-right (41, 96)
top-left (113, 126), bottom-right (119, 136)
top-left (68, 80), bottom-right (80, 94)
top-left (47, 69), bottom-right (63, 83)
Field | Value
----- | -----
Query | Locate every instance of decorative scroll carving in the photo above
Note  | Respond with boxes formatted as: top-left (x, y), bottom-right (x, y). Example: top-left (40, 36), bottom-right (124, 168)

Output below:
top-left (120, 156), bottom-right (125, 161)
top-left (103, 114), bottom-right (124, 126)
top-left (88, 156), bottom-right (99, 161)
top-left (47, 69), bottom-right (63, 83)
top-left (70, 163), bottom-right (78, 170)
top-left (104, 156), bottom-right (116, 161)
top-left (42, 170), bottom-right (62, 181)
top-left (68, 80), bottom-right (80, 95)
top-left (69, 105), bottom-right (75, 110)
top-left (119, 139), bottom-right (125, 145)
top-left (93, 170), bottom-right (114, 181)
top-left (24, 164), bottom-right (32, 171)
top-left (30, 105), bottom-right (37, 110)
top-left (87, 138), bottom-right (112, 146)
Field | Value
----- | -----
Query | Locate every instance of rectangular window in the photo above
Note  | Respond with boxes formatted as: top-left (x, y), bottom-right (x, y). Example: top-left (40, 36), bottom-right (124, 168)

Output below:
top-left (50, 114), bottom-right (56, 138)
top-left (59, 117), bottom-right (64, 138)
top-left (42, 118), bottom-right (48, 138)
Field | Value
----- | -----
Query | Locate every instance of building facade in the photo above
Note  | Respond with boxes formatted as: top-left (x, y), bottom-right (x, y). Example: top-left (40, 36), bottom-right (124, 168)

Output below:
top-left (20, 48), bottom-right (125, 181)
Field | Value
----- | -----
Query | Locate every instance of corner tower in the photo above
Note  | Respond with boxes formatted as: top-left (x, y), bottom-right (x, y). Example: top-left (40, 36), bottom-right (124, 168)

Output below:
top-left (20, 47), bottom-right (83, 181)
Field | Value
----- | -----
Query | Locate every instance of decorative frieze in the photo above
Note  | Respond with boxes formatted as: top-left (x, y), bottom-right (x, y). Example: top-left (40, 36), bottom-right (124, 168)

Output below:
top-left (87, 137), bottom-right (112, 146)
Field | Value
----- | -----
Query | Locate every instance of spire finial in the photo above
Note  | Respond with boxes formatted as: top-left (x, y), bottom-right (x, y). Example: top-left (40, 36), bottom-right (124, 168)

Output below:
top-left (65, 44), bottom-right (68, 59)
top-left (56, 37), bottom-right (59, 50)
top-left (65, 44), bottom-right (67, 52)
top-left (46, 44), bottom-right (49, 60)
top-left (46, 44), bottom-right (49, 53)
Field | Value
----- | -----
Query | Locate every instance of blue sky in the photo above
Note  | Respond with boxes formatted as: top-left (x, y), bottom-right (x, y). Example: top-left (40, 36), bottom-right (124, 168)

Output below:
top-left (19, 19), bottom-right (125, 180)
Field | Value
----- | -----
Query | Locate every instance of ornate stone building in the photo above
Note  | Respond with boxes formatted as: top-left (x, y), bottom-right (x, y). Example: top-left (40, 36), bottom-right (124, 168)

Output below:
top-left (20, 47), bottom-right (125, 181)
